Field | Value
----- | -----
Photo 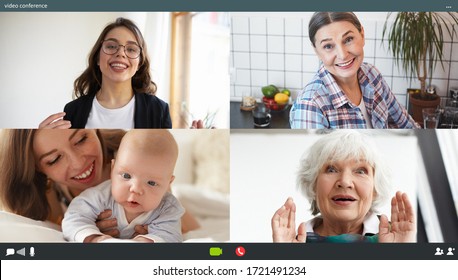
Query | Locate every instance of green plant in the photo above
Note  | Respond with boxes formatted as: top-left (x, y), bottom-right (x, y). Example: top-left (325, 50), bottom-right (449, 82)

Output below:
top-left (383, 12), bottom-right (458, 99)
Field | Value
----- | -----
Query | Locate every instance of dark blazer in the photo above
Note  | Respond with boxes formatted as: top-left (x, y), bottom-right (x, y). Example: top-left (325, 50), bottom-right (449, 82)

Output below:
top-left (63, 93), bottom-right (172, 128)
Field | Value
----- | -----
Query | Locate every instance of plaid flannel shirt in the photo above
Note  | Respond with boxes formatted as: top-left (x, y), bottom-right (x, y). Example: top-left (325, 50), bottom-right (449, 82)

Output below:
top-left (290, 63), bottom-right (419, 129)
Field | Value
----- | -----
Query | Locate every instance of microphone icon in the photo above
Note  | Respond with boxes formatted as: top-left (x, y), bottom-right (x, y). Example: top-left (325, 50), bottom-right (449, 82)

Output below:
top-left (30, 247), bottom-right (35, 257)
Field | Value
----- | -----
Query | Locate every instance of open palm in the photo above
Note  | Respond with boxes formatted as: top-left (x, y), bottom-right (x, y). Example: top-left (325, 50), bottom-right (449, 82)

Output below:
top-left (271, 198), bottom-right (306, 242)
top-left (379, 192), bottom-right (416, 243)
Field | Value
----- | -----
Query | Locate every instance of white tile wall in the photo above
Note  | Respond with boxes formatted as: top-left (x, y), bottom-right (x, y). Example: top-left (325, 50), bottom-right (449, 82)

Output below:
top-left (374, 58), bottom-right (394, 77)
top-left (450, 62), bottom-right (458, 82)
top-left (250, 35), bottom-right (266, 52)
top-left (302, 55), bottom-right (319, 74)
top-left (232, 17), bottom-right (248, 34)
top-left (285, 37), bottom-right (302, 54)
top-left (230, 13), bottom-right (458, 106)
top-left (285, 18), bottom-right (302, 36)
top-left (452, 43), bottom-right (458, 61)
top-left (232, 34), bottom-right (249, 51)
top-left (251, 70), bottom-right (268, 86)
top-left (268, 71), bottom-right (285, 88)
top-left (267, 53), bottom-right (284, 71)
top-left (285, 72), bottom-right (302, 89)
top-left (250, 17), bottom-right (266, 34)
top-left (233, 52), bottom-right (249, 69)
top-left (235, 69), bottom-right (250, 86)
top-left (267, 18), bottom-right (284, 35)
top-left (364, 39), bottom-right (376, 58)
top-left (392, 77), bottom-right (411, 93)
top-left (285, 54), bottom-right (301, 71)
top-left (267, 36), bottom-right (284, 53)
top-left (251, 53), bottom-right (267, 69)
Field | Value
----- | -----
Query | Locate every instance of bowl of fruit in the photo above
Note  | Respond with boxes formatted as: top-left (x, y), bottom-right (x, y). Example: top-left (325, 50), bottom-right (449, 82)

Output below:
top-left (261, 84), bottom-right (291, 111)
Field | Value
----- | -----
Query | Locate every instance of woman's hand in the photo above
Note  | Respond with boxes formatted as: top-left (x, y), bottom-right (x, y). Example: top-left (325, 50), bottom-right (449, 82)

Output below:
top-left (271, 197), bottom-right (307, 242)
top-left (190, 120), bottom-right (216, 129)
top-left (96, 209), bottom-right (120, 238)
top-left (379, 191), bottom-right (416, 243)
top-left (190, 120), bottom-right (204, 129)
top-left (38, 112), bottom-right (71, 129)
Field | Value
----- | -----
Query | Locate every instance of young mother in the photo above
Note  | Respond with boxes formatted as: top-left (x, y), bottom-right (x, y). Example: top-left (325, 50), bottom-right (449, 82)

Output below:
top-left (38, 18), bottom-right (203, 129)
top-left (0, 129), bottom-right (199, 236)
top-left (290, 12), bottom-right (419, 128)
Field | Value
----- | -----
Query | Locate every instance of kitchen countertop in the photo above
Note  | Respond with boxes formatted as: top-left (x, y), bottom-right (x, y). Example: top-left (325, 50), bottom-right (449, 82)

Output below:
top-left (230, 101), bottom-right (290, 129)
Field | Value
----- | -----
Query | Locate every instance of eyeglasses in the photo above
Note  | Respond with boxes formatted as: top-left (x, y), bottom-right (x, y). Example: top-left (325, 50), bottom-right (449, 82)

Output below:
top-left (101, 40), bottom-right (142, 59)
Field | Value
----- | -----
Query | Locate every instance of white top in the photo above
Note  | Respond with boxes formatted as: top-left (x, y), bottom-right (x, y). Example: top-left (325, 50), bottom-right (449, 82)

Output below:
top-left (358, 98), bottom-right (373, 128)
top-left (62, 180), bottom-right (184, 242)
top-left (85, 96), bottom-right (135, 129)
top-left (305, 212), bottom-right (380, 235)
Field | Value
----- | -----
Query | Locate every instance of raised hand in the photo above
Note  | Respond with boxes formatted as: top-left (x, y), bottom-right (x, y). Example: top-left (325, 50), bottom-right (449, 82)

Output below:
top-left (379, 191), bottom-right (416, 243)
top-left (190, 119), bottom-right (216, 129)
top-left (190, 120), bottom-right (204, 129)
top-left (38, 112), bottom-right (71, 129)
top-left (271, 197), bottom-right (307, 243)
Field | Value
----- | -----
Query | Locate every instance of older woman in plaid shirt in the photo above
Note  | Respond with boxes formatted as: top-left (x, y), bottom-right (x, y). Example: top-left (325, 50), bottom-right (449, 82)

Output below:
top-left (290, 12), bottom-right (419, 129)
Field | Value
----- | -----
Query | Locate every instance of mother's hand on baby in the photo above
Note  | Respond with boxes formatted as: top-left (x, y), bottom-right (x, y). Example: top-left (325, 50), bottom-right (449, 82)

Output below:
top-left (132, 225), bottom-right (148, 238)
top-left (38, 112), bottom-right (72, 129)
top-left (96, 209), bottom-right (120, 238)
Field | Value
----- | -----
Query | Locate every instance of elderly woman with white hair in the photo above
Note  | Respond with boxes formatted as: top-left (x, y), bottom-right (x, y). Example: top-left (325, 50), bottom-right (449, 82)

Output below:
top-left (271, 130), bottom-right (416, 243)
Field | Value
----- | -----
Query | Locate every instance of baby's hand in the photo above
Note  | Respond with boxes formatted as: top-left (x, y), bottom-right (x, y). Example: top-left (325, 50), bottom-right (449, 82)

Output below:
top-left (131, 224), bottom-right (148, 238)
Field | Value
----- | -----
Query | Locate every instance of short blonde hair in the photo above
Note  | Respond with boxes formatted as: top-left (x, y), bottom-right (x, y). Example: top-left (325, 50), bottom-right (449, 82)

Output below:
top-left (118, 129), bottom-right (178, 169)
top-left (297, 130), bottom-right (391, 215)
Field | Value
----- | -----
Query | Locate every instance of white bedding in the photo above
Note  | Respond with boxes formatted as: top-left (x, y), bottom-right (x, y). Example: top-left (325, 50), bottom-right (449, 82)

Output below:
top-left (0, 211), bottom-right (65, 242)
top-left (173, 184), bottom-right (229, 242)
top-left (0, 184), bottom-right (229, 242)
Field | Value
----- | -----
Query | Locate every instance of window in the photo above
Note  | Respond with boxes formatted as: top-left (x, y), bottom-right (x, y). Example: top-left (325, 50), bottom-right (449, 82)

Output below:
top-left (170, 12), bottom-right (230, 128)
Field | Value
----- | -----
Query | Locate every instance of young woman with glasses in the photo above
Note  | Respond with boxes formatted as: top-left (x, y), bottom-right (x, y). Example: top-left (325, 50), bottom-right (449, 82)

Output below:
top-left (39, 18), bottom-right (203, 128)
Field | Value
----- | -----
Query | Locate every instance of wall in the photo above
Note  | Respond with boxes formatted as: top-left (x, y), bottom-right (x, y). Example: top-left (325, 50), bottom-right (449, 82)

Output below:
top-left (229, 12), bottom-right (458, 110)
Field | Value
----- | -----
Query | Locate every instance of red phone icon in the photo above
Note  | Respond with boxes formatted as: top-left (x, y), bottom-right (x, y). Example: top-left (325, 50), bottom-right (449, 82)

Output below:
top-left (235, 246), bottom-right (245, 257)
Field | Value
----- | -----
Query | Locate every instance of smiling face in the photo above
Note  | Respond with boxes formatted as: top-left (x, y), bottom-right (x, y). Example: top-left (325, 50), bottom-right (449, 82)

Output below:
top-left (33, 130), bottom-right (106, 195)
top-left (315, 158), bottom-right (375, 231)
top-left (98, 26), bottom-right (141, 86)
top-left (110, 139), bottom-right (175, 222)
top-left (313, 21), bottom-right (365, 84)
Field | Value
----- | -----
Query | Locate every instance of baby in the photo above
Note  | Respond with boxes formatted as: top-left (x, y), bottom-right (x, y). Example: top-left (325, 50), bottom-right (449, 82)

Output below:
top-left (62, 129), bottom-right (184, 242)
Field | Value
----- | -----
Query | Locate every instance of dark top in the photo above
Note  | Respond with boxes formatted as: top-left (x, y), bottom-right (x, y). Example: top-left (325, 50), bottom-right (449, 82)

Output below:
top-left (63, 92), bottom-right (172, 128)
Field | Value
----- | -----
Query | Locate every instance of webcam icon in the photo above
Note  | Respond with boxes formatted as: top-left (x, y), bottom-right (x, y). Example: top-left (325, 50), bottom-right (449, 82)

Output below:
top-left (209, 247), bottom-right (223, 257)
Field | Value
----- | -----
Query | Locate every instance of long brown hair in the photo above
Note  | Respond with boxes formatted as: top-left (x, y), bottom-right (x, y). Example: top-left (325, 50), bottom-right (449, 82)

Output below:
top-left (0, 129), bottom-right (126, 221)
top-left (73, 17), bottom-right (157, 98)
